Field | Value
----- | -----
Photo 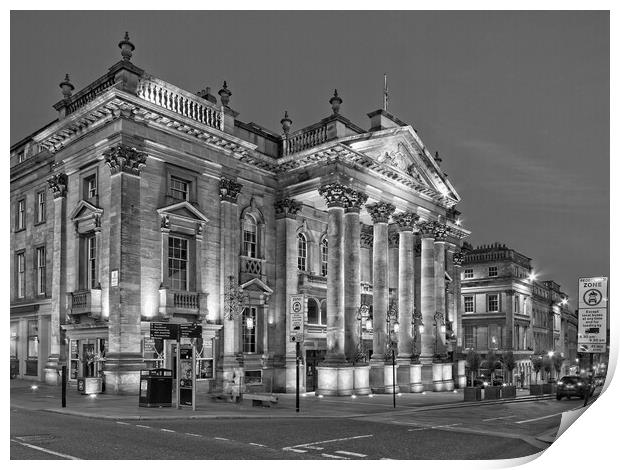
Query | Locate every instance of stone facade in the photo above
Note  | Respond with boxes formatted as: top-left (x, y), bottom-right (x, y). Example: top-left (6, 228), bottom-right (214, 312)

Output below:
top-left (459, 242), bottom-right (578, 385)
top-left (10, 36), bottom-right (470, 395)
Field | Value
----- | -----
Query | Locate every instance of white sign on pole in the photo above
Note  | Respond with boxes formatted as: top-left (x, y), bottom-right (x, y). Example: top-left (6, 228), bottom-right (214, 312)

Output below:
top-left (578, 277), bottom-right (608, 309)
top-left (289, 294), bottom-right (305, 342)
top-left (578, 308), bottom-right (607, 346)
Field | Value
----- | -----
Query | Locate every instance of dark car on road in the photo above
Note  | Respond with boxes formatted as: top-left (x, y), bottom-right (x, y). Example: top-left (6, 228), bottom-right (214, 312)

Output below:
top-left (556, 375), bottom-right (589, 400)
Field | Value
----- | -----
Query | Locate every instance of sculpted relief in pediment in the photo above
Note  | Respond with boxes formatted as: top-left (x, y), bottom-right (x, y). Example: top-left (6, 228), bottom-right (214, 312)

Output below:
top-left (372, 142), bottom-right (427, 186)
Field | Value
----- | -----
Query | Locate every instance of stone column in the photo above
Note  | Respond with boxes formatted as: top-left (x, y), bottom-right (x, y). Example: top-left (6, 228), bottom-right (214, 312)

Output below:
top-left (44, 173), bottom-right (67, 385)
top-left (393, 212), bottom-right (418, 392)
top-left (433, 223), bottom-right (448, 358)
top-left (274, 199), bottom-right (302, 392)
top-left (453, 250), bottom-right (464, 352)
top-left (366, 202), bottom-right (395, 393)
top-left (103, 144), bottom-right (147, 394)
top-left (343, 189), bottom-right (367, 362)
top-left (219, 177), bottom-right (243, 394)
top-left (418, 222), bottom-right (436, 389)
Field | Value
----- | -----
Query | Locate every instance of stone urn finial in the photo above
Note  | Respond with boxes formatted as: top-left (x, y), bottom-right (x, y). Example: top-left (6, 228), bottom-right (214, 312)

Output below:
top-left (59, 73), bottom-right (75, 99)
top-left (329, 89), bottom-right (343, 114)
top-left (219, 81), bottom-right (232, 107)
top-left (118, 31), bottom-right (135, 61)
top-left (281, 111), bottom-right (292, 135)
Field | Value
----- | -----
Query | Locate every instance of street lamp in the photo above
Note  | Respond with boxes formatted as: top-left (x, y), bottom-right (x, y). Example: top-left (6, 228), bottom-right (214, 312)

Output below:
top-left (356, 303), bottom-right (370, 362)
top-left (385, 301), bottom-right (399, 408)
top-left (411, 308), bottom-right (424, 358)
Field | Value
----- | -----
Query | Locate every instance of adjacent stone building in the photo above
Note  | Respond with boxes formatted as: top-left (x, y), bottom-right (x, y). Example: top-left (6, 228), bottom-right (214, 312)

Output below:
top-left (460, 242), bottom-right (578, 385)
top-left (10, 34), bottom-right (470, 395)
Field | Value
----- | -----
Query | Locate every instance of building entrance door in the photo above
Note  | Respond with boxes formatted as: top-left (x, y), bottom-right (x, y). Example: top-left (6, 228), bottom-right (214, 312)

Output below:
top-left (305, 350), bottom-right (325, 392)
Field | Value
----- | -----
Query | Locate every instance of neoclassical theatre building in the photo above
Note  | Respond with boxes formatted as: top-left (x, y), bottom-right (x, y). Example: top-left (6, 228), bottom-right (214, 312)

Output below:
top-left (10, 35), bottom-right (470, 395)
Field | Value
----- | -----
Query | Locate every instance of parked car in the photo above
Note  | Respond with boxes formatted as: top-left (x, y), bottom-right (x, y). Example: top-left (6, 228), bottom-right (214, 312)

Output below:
top-left (556, 375), bottom-right (590, 400)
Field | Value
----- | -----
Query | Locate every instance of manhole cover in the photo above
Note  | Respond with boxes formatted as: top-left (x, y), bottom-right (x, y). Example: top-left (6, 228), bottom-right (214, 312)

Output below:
top-left (15, 434), bottom-right (56, 443)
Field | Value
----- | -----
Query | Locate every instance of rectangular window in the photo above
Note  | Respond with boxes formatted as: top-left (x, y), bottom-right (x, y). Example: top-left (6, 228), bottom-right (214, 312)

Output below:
top-left (17, 151), bottom-right (25, 163)
top-left (87, 235), bottom-right (97, 289)
top-left (168, 236), bottom-right (188, 290)
top-left (170, 176), bottom-right (189, 201)
top-left (84, 174), bottom-right (97, 199)
top-left (464, 296), bottom-right (474, 313)
top-left (463, 268), bottom-right (473, 279)
top-left (514, 294), bottom-right (520, 313)
top-left (36, 191), bottom-right (46, 224)
top-left (242, 307), bottom-right (257, 353)
top-left (464, 326), bottom-right (475, 349)
top-left (36, 246), bottom-right (46, 295)
top-left (27, 320), bottom-right (38, 358)
top-left (488, 266), bottom-right (498, 277)
top-left (16, 199), bottom-right (25, 230)
top-left (242, 218), bottom-right (257, 258)
top-left (488, 294), bottom-right (499, 312)
top-left (16, 252), bottom-right (25, 298)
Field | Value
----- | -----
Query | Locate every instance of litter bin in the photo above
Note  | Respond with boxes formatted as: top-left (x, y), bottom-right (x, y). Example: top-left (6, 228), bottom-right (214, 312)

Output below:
top-left (138, 368), bottom-right (173, 407)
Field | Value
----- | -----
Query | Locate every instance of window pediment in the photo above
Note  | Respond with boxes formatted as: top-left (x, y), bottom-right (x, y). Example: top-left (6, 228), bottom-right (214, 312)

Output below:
top-left (157, 201), bottom-right (209, 234)
top-left (70, 200), bottom-right (103, 234)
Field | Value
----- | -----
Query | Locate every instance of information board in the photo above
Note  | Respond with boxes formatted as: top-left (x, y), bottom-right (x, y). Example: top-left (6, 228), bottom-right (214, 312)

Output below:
top-left (150, 322), bottom-right (179, 340)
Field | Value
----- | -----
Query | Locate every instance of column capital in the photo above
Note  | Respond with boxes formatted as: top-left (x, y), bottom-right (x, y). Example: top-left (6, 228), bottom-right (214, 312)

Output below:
top-left (104, 144), bottom-right (147, 176)
top-left (274, 198), bottom-right (302, 219)
top-left (388, 229), bottom-right (400, 248)
top-left (360, 224), bottom-right (373, 248)
top-left (432, 222), bottom-right (448, 242)
top-left (318, 183), bottom-right (348, 208)
top-left (452, 251), bottom-right (465, 266)
top-left (344, 189), bottom-right (368, 213)
top-left (418, 221), bottom-right (435, 238)
top-left (219, 177), bottom-right (243, 203)
top-left (47, 172), bottom-right (68, 198)
top-left (366, 202), bottom-right (395, 224)
top-left (392, 212), bottom-right (420, 231)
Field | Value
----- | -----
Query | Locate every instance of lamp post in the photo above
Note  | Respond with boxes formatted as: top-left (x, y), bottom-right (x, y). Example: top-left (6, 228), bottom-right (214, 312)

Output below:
top-left (355, 283), bottom-right (371, 363)
top-left (411, 308), bottom-right (424, 359)
top-left (386, 302), bottom-right (399, 408)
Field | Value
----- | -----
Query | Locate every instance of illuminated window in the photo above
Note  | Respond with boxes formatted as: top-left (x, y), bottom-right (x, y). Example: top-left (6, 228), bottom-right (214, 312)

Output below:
top-left (242, 307), bottom-right (257, 353)
top-left (170, 176), bottom-right (189, 201)
top-left (297, 233), bottom-right (307, 271)
top-left (168, 236), bottom-right (188, 291)
top-left (242, 214), bottom-right (257, 258)
top-left (321, 238), bottom-right (328, 276)
top-left (514, 294), bottom-right (520, 313)
top-left (488, 266), bottom-right (498, 277)
top-left (464, 326), bottom-right (475, 349)
top-left (36, 246), bottom-right (46, 295)
top-left (488, 294), bottom-right (499, 312)
top-left (464, 296), bottom-right (474, 313)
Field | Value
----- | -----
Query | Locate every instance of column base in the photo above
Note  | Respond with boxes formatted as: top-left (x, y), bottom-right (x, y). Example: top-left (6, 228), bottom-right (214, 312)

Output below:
top-left (432, 362), bottom-right (445, 392)
top-left (103, 352), bottom-right (144, 394)
top-left (396, 358), bottom-right (413, 392)
top-left (442, 362), bottom-right (455, 391)
top-left (353, 364), bottom-right (371, 395)
top-left (316, 364), bottom-right (353, 396)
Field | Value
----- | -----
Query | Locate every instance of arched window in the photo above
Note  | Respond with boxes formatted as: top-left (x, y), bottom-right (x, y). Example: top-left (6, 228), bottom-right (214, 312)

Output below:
top-left (320, 300), bottom-right (327, 325)
top-left (320, 238), bottom-right (328, 277)
top-left (242, 214), bottom-right (258, 258)
top-left (307, 298), bottom-right (319, 324)
top-left (297, 233), bottom-right (307, 271)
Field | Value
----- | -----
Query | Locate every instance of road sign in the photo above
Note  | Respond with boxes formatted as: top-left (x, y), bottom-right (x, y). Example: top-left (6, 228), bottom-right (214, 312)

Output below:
top-left (150, 322), bottom-right (179, 340)
top-left (289, 294), bottom-right (305, 342)
top-left (578, 277), bottom-right (608, 309)
top-left (180, 322), bottom-right (202, 338)
top-left (578, 308), bottom-right (607, 347)
top-left (290, 332), bottom-right (304, 343)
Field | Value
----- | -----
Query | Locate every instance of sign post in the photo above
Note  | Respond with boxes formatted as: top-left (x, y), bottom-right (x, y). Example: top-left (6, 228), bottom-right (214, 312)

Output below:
top-left (289, 295), bottom-right (305, 412)
top-left (577, 277), bottom-right (608, 407)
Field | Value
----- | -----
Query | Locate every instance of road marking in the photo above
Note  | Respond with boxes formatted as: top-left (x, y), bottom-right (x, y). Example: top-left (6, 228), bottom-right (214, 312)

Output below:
top-left (136, 425), bottom-right (151, 429)
top-left (116, 421), bottom-right (130, 425)
top-left (322, 453), bottom-right (349, 459)
top-left (432, 423), bottom-right (461, 428)
top-left (214, 437), bottom-right (229, 441)
top-left (291, 434), bottom-right (373, 448)
top-left (300, 445), bottom-right (324, 450)
top-left (161, 428), bottom-right (176, 433)
top-left (283, 448), bottom-right (307, 453)
top-left (335, 450), bottom-right (367, 458)
top-left (483, 415), bottom-right (517, 422)
top-left (516, 412), bottom-right (565, 424)
top-left (11, 438), bottom-right (81, 460)
top-left (249, 443), bottom-right (266, 447)
top-left (185, 433), bottom-right (202, 437)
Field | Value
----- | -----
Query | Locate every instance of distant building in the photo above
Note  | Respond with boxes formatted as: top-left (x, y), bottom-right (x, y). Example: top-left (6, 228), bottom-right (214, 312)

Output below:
top-left (460, 242), bottom-right (577, 385)
top-left (10, 34), bottom-right (470, 395)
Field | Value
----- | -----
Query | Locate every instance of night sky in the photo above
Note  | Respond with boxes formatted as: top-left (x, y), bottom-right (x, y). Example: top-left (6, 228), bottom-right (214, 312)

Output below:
top-left (10, 10), bottom-right (609, 303)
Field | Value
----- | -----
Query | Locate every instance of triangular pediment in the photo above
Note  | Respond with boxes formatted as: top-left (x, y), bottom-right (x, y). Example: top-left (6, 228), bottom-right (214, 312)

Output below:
top-left (240, 277), bottom-right (273, 294)
top-left (344, 128), bottom-right (461, 203)
top-left (156, 201), bottom-right (209, 223)
top-left (69, 199), bottom-right (103, 221)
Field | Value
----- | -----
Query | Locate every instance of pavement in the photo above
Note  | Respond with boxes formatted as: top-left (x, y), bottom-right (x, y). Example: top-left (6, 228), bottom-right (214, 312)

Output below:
top-left (10, 378), bottom-right (555, 421)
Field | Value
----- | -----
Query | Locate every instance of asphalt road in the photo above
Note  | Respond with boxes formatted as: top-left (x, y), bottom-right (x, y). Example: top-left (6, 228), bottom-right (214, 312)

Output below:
top-left (10, 397), bottom-right (586, 460)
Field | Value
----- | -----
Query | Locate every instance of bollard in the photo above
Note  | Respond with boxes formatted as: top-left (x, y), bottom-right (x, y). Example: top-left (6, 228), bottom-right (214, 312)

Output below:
top-left (61, 365), bottom-right (67, 408)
